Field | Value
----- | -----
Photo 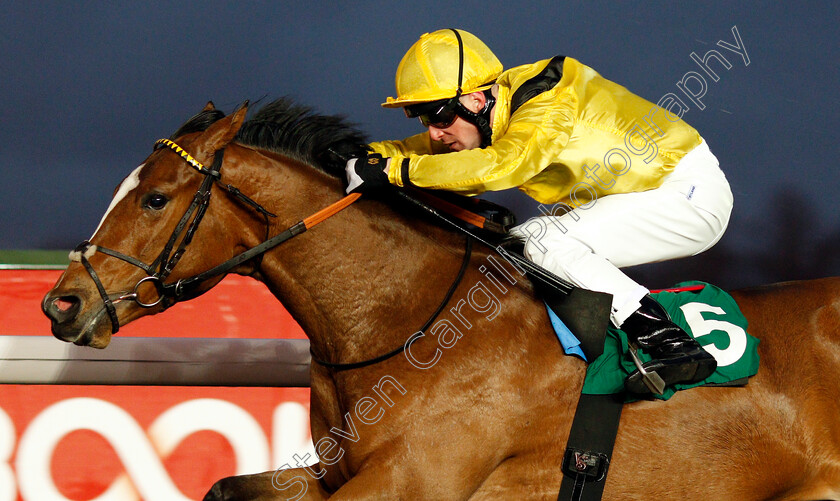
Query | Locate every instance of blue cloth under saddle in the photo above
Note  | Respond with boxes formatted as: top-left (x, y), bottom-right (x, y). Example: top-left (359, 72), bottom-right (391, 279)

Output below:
top-left (545, 302), bottom-right (587, 361)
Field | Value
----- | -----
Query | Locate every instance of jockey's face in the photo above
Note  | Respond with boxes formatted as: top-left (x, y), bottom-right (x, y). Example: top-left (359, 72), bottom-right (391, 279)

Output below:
top-left (427, 115), bottom-right (482, 151)
top-left (425, 91), bottom-right (486, 152)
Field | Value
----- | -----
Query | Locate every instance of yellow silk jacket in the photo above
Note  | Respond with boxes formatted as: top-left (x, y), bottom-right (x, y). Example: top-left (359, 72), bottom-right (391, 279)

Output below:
top-left (370, 57), bottom-right (702, 205)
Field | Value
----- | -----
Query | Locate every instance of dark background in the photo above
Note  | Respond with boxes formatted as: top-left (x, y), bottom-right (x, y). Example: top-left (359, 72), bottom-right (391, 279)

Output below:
top-left (2, 1), bottom-right (837, 290)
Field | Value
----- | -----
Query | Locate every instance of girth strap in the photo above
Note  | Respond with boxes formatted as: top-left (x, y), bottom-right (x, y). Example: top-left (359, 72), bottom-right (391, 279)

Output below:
top-left (558, 393), bottom-right (624, 501)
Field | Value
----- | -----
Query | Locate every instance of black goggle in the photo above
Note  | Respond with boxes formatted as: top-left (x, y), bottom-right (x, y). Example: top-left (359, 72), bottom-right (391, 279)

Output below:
top-left (404, 97), bottom-right (460, 128)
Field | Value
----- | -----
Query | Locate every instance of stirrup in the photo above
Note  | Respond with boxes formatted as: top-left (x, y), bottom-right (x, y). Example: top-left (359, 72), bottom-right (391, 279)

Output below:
top-left (627, 344), bottom-right (666, 395)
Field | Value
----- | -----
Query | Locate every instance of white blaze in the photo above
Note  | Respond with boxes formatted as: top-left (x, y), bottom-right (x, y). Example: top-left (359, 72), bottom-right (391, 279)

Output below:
top-left (90, 164), bottom-right (144, 240)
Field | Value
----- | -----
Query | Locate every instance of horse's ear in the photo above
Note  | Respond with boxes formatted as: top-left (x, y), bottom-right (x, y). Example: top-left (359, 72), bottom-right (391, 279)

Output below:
top-left (193, 101), bottom-right (248, 162)
top-left (202, 101), bottom-right (216, 112)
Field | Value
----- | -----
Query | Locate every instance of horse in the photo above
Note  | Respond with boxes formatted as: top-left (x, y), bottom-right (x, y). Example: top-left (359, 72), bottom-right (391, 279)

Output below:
top-left (42, 99), bottom-right (840, 500)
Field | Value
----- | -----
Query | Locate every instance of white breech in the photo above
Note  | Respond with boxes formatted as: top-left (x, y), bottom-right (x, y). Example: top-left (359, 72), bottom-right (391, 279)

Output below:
top-left (512, 140), bottom-right (733, 327)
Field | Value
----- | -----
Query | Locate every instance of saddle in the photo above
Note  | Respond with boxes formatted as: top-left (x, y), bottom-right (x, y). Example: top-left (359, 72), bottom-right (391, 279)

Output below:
top-left (547, 281), bottom-right (760, 399)
top-left (399, 189), bottom-right (760, 501)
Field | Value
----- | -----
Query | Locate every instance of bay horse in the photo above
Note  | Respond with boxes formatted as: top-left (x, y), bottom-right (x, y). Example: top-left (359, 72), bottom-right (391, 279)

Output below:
top-left (42, 99), bottom-right (840, 500)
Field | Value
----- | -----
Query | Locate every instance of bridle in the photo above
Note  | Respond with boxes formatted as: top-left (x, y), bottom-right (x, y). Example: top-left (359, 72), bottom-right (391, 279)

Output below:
top-left (70, 138), bottom-right (473, 372)
top-left (71, 138), bottom-right (359, 335)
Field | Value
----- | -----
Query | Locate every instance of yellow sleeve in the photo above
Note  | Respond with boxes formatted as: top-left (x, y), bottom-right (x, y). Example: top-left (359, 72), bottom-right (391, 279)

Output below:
top-left (369, 132), bottom-right (444, 157)
top-left (387, 90), bottom-right (578, 195)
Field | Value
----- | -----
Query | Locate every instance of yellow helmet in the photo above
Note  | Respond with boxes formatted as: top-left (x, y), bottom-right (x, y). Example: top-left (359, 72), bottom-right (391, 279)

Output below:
top-left (382, 29), bottom-right (503, 108)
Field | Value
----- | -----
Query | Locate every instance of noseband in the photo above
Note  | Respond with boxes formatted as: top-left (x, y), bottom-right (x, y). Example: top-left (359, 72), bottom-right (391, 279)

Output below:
top-left (71, 139), bottom-right (358, 334)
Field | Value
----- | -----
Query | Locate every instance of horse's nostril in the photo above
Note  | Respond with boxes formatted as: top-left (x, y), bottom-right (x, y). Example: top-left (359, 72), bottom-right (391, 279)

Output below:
top-left (46, 295), bottom-right (82, 323)
top-left (55, 297), bottom-right (76, 312)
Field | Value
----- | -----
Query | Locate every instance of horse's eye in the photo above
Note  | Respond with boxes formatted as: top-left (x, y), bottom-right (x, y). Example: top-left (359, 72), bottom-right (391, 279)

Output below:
top-left (143, 193), bottom-right (169, 210)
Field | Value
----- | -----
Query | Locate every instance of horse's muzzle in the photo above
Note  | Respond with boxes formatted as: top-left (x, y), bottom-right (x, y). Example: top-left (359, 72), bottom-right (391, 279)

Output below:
top-left (42, 292), bottom-right (92, 344)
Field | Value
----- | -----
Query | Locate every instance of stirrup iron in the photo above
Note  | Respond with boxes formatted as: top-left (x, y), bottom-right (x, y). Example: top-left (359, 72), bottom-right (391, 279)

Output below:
top-left (628, 344), bottom-right (666, 395)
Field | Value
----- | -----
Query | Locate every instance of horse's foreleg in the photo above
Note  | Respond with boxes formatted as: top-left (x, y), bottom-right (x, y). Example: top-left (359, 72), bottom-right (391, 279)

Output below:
top-left (203, 467), bottom-right (331, 501)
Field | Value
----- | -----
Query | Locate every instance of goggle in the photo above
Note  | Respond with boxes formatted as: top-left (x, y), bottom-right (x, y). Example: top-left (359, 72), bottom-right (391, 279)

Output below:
top-left (404, 97), bottom-right (460, 128)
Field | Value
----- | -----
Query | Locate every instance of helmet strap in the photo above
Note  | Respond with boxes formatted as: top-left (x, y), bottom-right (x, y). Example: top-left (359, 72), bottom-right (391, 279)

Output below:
top-left (455, 88), bottom-right (496, 148)
top-left (450, 28), bottom-right (465, 98)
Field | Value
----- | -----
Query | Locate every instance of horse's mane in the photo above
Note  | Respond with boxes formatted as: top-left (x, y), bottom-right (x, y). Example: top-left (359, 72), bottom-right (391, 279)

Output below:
top-left (170, 98), bottom-right (368, 176)
top-left (170, 98), bottom-right (517, 248)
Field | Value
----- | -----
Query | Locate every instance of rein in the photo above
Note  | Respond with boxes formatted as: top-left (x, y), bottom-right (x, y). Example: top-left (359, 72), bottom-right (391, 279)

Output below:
top-left (72, 138), bottom-right (491, 372)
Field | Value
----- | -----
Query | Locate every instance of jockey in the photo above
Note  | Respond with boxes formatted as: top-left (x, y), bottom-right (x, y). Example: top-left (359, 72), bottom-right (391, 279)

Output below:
top-left (344, 28), bottom-right (733, 394)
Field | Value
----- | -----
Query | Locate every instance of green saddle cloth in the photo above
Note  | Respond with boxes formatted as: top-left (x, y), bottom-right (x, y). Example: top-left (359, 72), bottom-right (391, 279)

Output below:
top-left (582, 281), bottom-right (760, 401)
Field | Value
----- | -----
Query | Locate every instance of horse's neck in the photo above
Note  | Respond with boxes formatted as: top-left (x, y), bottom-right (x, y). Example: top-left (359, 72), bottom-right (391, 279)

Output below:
top-left (231, 149), bottom-right (484, 363)
top-left (267, 200), bottom-right (477, 363)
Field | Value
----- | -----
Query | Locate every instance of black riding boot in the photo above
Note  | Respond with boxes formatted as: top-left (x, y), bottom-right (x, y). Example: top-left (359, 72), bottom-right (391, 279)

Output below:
top-left (622, 295), bottom-right (717, 394)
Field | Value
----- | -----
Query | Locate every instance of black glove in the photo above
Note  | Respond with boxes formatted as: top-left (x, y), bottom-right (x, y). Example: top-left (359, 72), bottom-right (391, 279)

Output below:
top-left (321, 142), bottom-right (371, 171)
top-left (345, 153), bottom-right (390, 194)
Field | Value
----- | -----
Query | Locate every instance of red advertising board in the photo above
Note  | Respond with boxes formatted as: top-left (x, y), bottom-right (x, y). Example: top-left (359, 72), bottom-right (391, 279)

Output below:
top-left (0, 269), bottom-right (312, 501)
